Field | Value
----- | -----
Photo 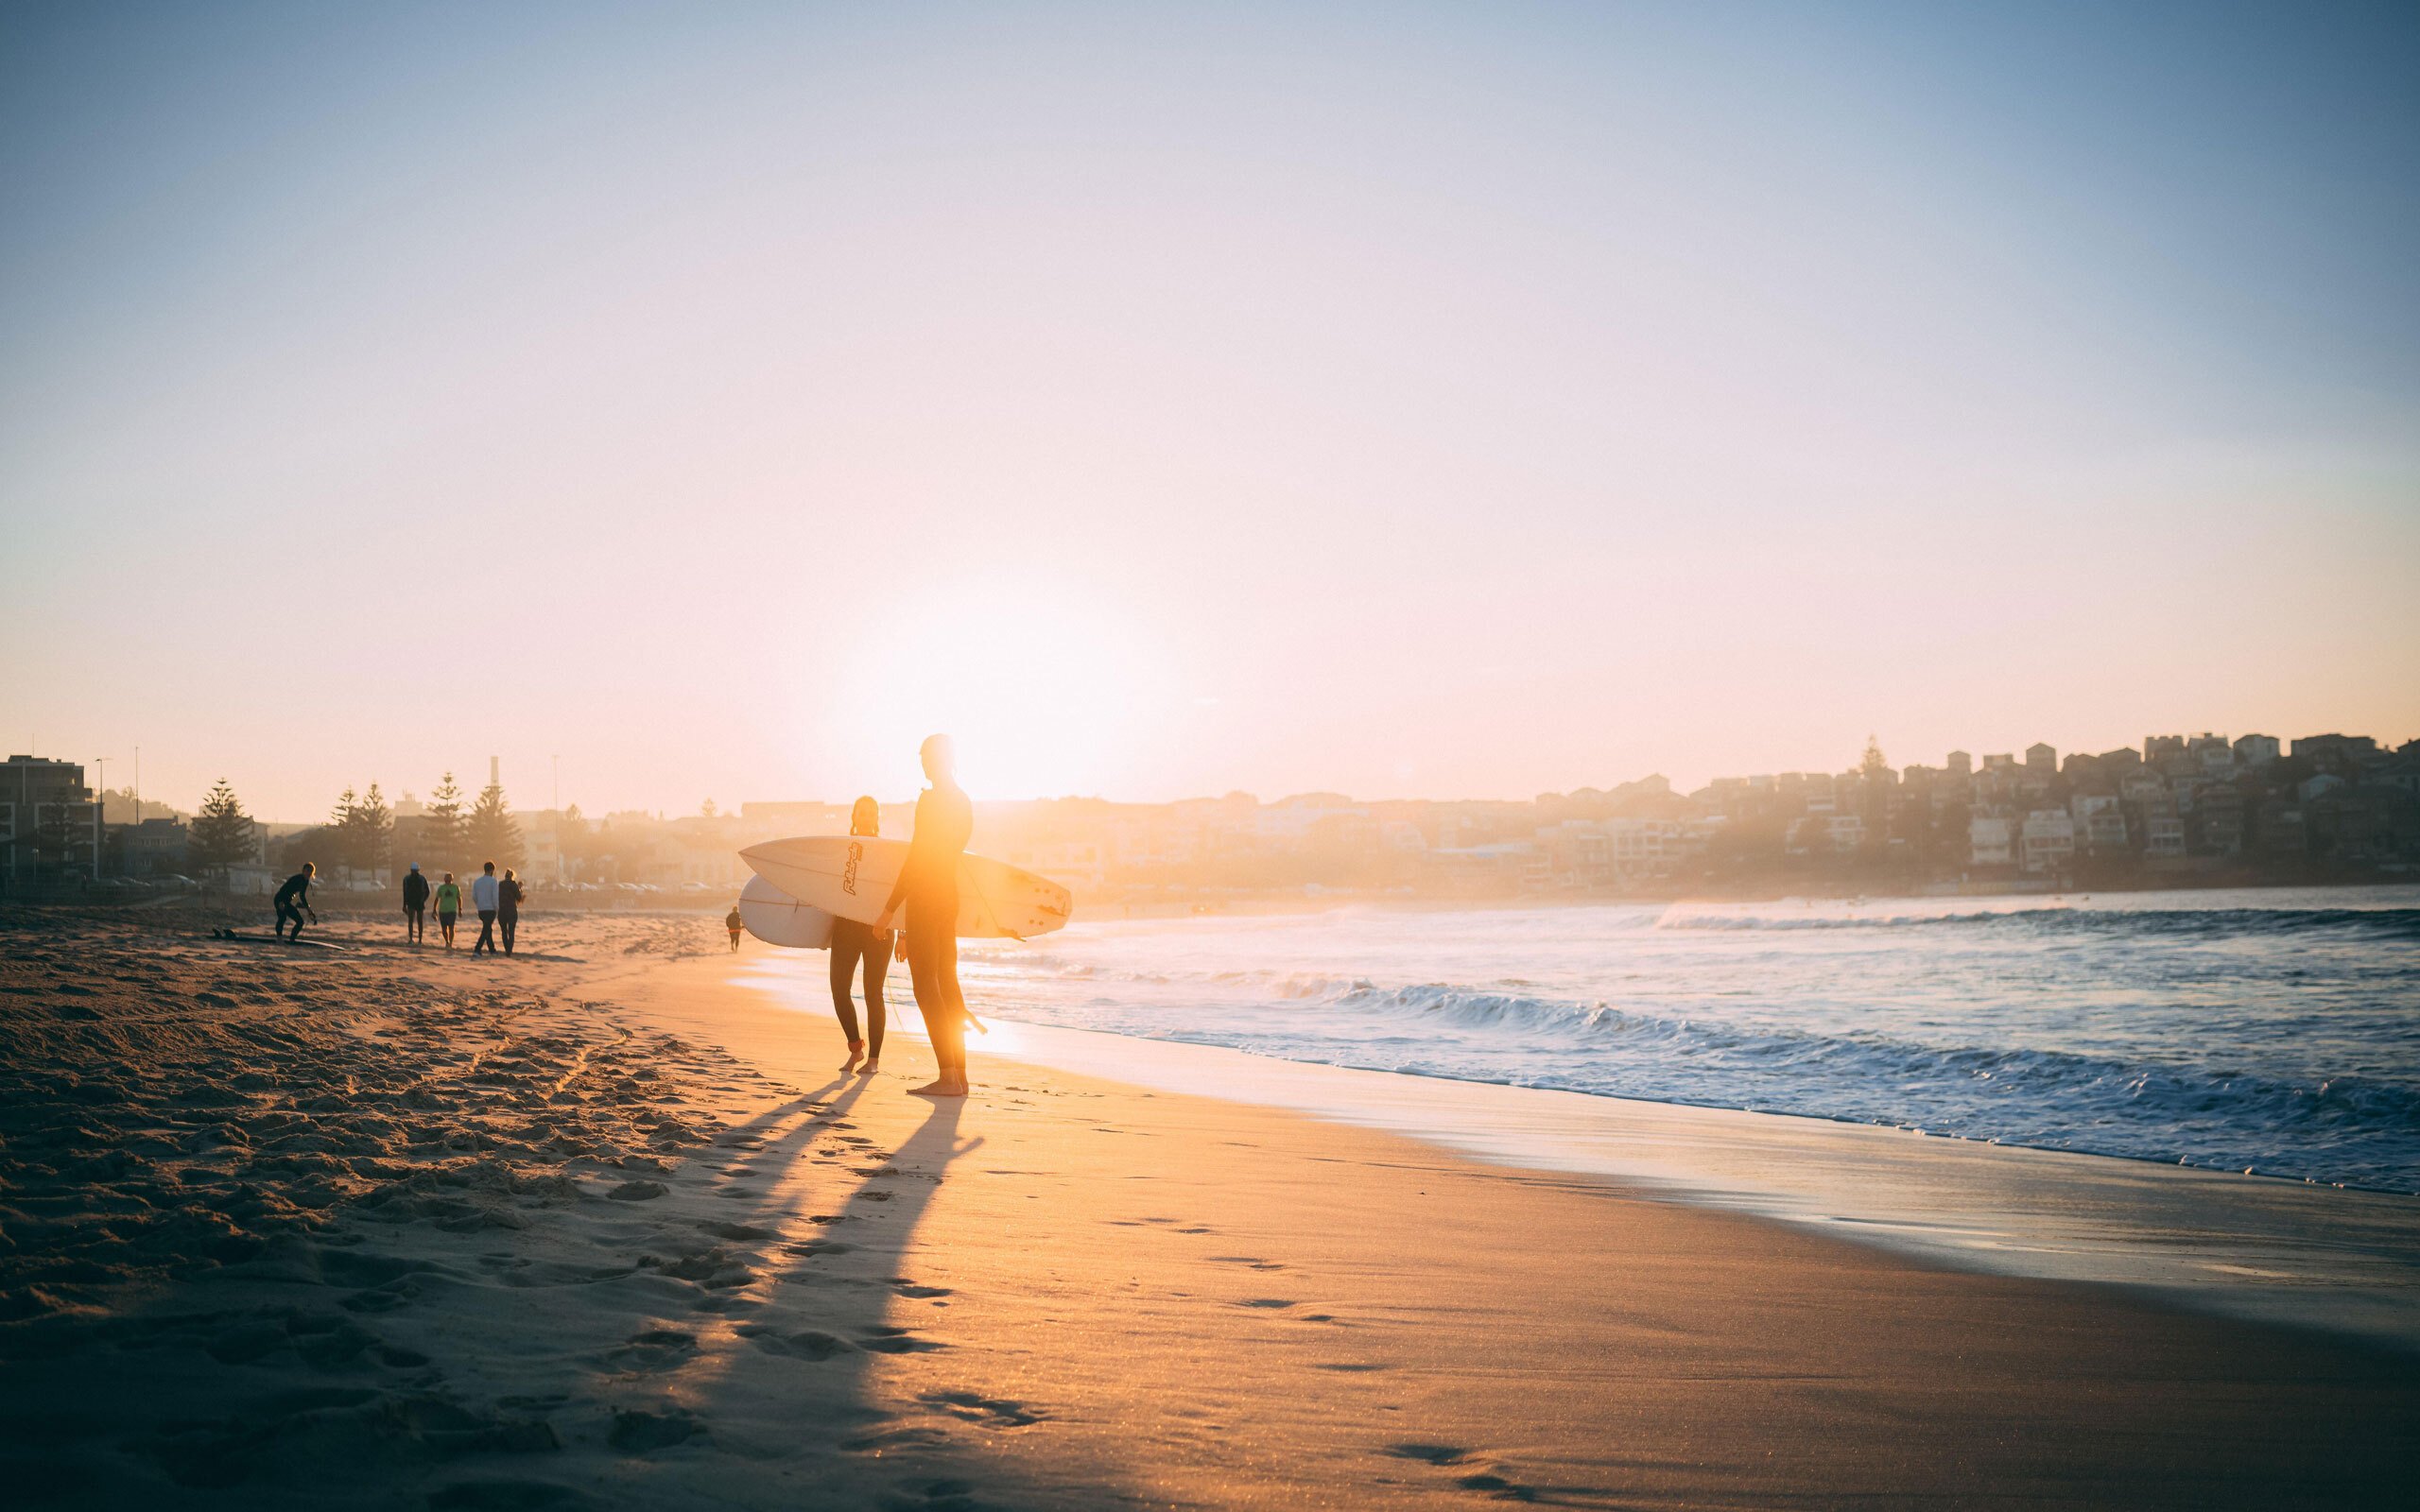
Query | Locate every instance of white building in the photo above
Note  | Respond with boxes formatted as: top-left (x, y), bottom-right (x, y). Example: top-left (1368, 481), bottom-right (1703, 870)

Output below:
top-left (2118, 768), bottom-right (2168, 805)
top-left (2069, 793), bottom-right (2128, 852)
top-left (1968, 815), bottom-right (2014, 867)
top-left (2233, 733), bottom-right (2281, 767)
top-left (2020, 809), bottom-right (2076, 874)
top-left (2142, 801), bottom-right (2187, 858)
top-left (2191, 733), bottom-right (2238, 775)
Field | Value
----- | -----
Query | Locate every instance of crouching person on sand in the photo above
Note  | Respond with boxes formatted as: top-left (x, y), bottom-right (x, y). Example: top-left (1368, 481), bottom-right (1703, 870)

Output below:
top-left (274, 863), bottom-right (319, 941)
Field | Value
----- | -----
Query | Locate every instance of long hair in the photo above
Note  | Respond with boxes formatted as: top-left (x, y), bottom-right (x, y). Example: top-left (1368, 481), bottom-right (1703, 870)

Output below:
top-left (850, 797), bottom-right (880, 836)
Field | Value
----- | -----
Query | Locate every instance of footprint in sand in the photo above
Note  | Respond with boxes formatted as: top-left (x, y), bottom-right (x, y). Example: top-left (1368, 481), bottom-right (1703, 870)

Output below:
top-left (857, 1325), bottom-right (947, 1353)
top-left (608, 1406), bottom-right (705, 1452)
top-left (738, 1324), bottom-right (856, 1360)
top-left (918, 1390), bottom-right (1044, 1427)
top-left (604, 1329), bottom-right (698, 1373)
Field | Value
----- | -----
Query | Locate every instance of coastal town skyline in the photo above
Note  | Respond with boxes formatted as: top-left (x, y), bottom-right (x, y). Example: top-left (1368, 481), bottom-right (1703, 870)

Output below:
top-left (14, 723), bottom-right (2413, 902)
top-left (13, 718), bottom-right (2417, 825)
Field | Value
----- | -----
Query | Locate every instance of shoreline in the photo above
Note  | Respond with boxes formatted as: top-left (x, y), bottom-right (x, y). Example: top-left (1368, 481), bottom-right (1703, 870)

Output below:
top-left (8, 912), bottom-right (2417, 1508)
top-left (737, 955), bottom-right (2420, 1353)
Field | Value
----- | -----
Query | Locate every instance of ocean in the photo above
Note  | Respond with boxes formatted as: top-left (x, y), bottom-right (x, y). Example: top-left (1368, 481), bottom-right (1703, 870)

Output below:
top-left (927, 885), bottom-right (2420, 1194)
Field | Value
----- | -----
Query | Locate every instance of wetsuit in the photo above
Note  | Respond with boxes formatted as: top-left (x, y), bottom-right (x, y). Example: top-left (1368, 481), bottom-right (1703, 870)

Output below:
top-left (402, 871), bottom-right (429, 942)
top-left (829, 917), bottom-right (891, 1058)
top-left (884, 782), bottom-right (973, 1074)
top-left (274, 871), bottom-right (313, 939)
top-left (498, 876), bottom-right (521, 954)
top-left (725, 907), bottom-right (744, 951)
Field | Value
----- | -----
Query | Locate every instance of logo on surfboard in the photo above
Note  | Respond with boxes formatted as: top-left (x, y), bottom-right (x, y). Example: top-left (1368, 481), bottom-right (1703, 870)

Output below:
top-left (842, 840), bottom-right (862, 896)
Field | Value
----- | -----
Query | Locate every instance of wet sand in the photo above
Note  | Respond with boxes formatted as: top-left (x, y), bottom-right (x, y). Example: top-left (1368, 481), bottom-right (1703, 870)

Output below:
top-left (4, 909), bottom-right (2415, 1508)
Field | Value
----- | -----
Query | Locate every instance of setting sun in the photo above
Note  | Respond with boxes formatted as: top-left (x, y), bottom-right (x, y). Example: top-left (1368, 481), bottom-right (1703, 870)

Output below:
top-left (820, 578), bottom-right (1167, 799)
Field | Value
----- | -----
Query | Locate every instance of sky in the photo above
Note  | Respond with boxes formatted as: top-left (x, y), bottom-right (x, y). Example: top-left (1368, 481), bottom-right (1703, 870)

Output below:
top-left (3, 0), bottom-right (2415, 820)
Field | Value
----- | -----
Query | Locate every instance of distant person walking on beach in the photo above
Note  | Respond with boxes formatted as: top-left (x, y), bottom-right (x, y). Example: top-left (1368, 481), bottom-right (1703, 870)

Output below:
top-left (402, 863), bottom-right (429, 944)
top-left (471, 862), bottom-right (501, 955)
top-left (873, 736), bottom-right (973, 1098)
top-left (831, 796), bottom-right (893, 1076)
top-left (274, 863), bottom-right (319, 941)
top-left (435, 872), bottom-right (461, 948)
top-left (498, 868), bottom-right (524, 955)
top-left (725, 903), bottom-right (744, 951)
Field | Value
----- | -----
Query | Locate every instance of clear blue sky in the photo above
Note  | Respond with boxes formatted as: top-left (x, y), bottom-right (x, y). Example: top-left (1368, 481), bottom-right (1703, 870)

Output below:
top-left (3, 2), bottom-right (2414, 817)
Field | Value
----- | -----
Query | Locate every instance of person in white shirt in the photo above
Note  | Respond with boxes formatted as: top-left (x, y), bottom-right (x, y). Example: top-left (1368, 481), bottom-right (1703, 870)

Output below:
top-left (470, 862), bottom-right (502, 955)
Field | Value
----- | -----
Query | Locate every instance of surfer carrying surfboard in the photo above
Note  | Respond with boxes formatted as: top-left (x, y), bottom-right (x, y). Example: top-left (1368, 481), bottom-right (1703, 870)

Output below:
top-left (872, 734), bottom-right (975, 1098)
top-left (831, 797), bottom-right (893, 1077)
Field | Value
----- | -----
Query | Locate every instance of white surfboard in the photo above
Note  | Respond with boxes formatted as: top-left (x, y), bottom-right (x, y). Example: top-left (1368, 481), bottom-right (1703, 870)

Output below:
top-left (737, 872), bottom-right (837, 949)
top-left (738, 835), bottom-right (1073, 939)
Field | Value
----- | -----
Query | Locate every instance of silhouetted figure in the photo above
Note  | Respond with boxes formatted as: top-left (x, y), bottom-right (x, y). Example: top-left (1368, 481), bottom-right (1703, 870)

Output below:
top-left (274, 863), bottom-right (319, 941)
top-left (435, 871), bottom-right (461, 948)
top-left (498, 867), bottom-right (523, 954)
top-left (471, 861), bottom-right (500, 955)
top-left (402, 863), bottom-right (429, 943)
top-left (831, 796), bottom-right (893, 1076)
top-left (725, 904), bottom-right (744, 951)
top-left (873, 736), bottom-right (972, 1098)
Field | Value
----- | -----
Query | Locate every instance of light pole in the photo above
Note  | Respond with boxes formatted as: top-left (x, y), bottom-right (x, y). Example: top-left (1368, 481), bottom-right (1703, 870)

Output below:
top-left (92, 756), bottom-right (107, 878)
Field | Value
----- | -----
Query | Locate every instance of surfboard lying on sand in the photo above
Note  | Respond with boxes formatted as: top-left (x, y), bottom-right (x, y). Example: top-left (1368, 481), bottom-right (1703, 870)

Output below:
top-left (210, 929), bottom-right (350, 952)
top-left (737, 873), bottom-right (838, 949)
top-left (738, 836), bottom-right (1073, 939)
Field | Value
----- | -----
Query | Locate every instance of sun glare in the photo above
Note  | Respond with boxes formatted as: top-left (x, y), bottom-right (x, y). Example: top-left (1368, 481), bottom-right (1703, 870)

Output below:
top-left (825, 582), bottom-right (1165, 799)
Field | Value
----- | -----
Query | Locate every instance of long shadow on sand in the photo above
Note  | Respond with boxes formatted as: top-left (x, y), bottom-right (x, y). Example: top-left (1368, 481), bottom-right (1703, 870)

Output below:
top-left (643, 1078), bottom-right (1135, 1511)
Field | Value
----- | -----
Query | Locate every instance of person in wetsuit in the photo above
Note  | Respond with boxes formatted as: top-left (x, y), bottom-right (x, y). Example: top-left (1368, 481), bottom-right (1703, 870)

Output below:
top-left (725, 904), bottom-right (744, 952)
top-left (831, 797), bottom-right (894, 1076)
top-left (275, 863), bottom-right (318, 940)
top-left (402, 863), bottom-right (429, 943)
top-left (498, 868), bottom-right (523, 955)
top-left (872, 735), bottom-right (973, 1098)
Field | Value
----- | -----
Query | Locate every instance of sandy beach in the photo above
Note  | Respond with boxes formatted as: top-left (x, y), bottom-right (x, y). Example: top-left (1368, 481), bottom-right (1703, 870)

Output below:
top-left (5, 908), bottom-right (2416, 1510)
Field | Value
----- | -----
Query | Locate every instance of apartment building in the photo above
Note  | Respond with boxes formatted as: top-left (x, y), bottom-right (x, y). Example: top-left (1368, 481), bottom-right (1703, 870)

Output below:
top-left (2, 754), bottom-right (97, 881)
top-left (2019, 808), bottom-right (2076, 874)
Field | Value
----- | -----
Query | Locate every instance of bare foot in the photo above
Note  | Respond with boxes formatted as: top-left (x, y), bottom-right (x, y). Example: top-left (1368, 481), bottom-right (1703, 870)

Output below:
top-left (840, 1043), bottom-right (864, 1074)
top-left (859, 1058), bottom-right (880, 1075)
top-left (909, 1078), bottom-right (968, 1098)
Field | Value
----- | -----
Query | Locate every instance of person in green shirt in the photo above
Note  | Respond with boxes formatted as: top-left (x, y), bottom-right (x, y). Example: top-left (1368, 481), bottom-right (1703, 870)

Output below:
top-left (434, 872), bottom-right (463, 949)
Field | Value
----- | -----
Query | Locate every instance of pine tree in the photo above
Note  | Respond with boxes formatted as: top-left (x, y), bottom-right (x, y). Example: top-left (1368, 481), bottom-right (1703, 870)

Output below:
top-left (191, 780), bottom-right (256, 870)
top-left (355, 783), bottom-right (395, 877)
top-left (466, 781), bottom-right (524, 869)
top-left (424, 771), bottom-right (466, 872)
top-left (329, 788), bottom-right (359, 876)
